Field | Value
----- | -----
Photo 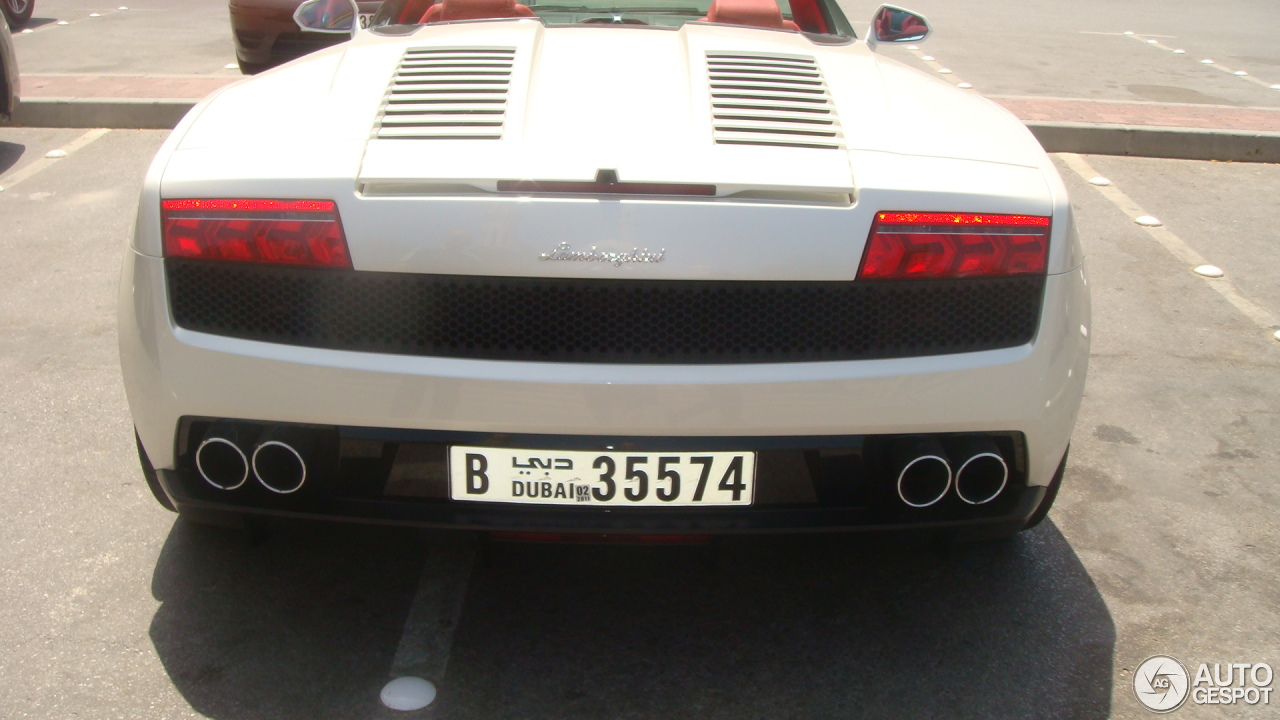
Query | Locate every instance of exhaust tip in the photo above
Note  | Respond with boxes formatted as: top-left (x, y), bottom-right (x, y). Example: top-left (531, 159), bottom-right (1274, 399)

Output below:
top-left (252, 440), bottom-right (307, 494)
top-left (955, 452), bottom-right (1008, 505)
top-left (195, 436), bottom-right (249, 491)
top-left (896, 454), bottom-right (952, 508)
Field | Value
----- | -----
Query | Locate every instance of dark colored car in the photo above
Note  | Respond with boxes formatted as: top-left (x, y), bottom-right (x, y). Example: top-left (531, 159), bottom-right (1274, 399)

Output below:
top-left (1, 13), bottom-right (18, 121)
top-left (1, 0), bottom-right (33, 29)
top-left (230, 0), bottom-right (380, 74)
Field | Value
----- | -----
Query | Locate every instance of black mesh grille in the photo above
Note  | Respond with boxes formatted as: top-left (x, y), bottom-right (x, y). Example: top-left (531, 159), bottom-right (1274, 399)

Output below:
top-left (166, 260), bottom-right (1044, 364)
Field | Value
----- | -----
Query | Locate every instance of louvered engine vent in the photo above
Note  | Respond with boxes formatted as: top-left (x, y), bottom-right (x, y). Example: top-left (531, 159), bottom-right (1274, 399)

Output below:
top-left (374, 47), bottom-right (516, 140)
top-left (706, 52), bottom-right (844, 150)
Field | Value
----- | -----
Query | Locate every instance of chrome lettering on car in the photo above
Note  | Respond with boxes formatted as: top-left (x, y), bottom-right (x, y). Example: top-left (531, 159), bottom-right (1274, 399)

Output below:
top-left (539, 243), bottom-right (665, 267)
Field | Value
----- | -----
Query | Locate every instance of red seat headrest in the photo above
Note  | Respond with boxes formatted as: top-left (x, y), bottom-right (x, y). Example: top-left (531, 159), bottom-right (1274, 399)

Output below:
top-left (423, 0), bottom-right (536, 23)
top-left (701, 0), bottom-right (799, 31)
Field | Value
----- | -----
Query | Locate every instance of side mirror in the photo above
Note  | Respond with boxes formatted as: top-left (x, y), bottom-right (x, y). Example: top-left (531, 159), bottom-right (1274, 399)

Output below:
top-left (869, 4), bottom-right (930, 45)
top-left (294, 0), bottom-right (360, 36)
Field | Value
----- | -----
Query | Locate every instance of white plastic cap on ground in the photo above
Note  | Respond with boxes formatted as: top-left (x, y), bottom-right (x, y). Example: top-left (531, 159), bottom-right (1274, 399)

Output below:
top-left (381, 677), bottom-right (437, 712)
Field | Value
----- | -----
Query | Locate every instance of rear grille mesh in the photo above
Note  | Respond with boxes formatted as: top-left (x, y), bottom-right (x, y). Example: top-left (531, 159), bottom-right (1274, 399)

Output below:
top-left (374, 47), bottom-right (516, 140)
top-left (166, 261), bottom-right (1044, 364)
top-left (706, 52), bottom-right (844, 150)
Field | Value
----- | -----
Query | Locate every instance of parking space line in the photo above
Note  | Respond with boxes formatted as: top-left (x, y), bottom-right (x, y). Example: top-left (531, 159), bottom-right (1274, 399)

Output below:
top-left (0, 128), bottom-right (112, 193)
top-left (1124, 32), bottom-right (1278, 90)
top-left (388, 537), bottom-right (477, 691)
top-left (9, 7), bottom-right (127, 36)
top-left (897, 46), bottom-right (975, 90)
top-left (1059, 152), bottom-right (1279, 332)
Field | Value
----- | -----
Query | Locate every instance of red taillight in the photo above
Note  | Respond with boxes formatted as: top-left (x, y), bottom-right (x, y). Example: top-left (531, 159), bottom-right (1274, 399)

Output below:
top-left (161, 199), bottom-right (351, 268)
top-left (858, 212), bottom-right (1050, 279)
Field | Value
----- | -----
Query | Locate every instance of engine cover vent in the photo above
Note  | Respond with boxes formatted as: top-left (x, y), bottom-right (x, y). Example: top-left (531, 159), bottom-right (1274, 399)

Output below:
top-left (374, 47), bottom-right (516, 140)
top-left (706, 52), bottom-right (844, 150)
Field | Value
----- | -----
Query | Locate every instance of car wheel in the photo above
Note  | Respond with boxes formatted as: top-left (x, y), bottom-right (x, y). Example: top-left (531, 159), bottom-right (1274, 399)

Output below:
top-left (2, 0), bottom-right (35, 28)
top-left (237, 57), bottom-right (272, 75)
top-left (135, 430), bottom-right (177, 512)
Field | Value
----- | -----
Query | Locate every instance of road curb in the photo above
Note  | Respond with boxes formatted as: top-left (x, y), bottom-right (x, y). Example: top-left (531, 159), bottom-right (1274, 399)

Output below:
top-left (7, 98), bottom-right (197, 131)
top-left (1027, 122), bottom-right (1280, 163)
top-left (5, 98), bottom-right (1280, 163)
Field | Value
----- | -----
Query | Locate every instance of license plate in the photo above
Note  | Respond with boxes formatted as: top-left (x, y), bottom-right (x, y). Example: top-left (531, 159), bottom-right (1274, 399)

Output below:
top-left (448, 447), bottom-right (756, 507)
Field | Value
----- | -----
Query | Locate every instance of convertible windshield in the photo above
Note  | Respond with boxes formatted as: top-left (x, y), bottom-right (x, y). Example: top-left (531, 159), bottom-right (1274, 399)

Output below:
top-left (371, 0), bottom-right (853, 36)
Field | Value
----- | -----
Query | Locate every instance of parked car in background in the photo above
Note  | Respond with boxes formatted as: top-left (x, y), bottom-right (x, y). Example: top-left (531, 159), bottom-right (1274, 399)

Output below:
top-left (1, 13), bottom-right (18, 120)
top-left (1, 0), bottom-right (33, 29)
top-left (230, 0), bottom-right (380, 74)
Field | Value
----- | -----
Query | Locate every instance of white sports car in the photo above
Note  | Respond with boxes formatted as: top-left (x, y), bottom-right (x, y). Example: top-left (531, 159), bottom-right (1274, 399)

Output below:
top-left (120, 0), bottom-right (1090, 541)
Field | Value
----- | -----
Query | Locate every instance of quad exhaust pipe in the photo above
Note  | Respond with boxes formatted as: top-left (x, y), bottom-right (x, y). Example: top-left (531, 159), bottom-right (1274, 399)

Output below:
top-left (893, 438), bottom-right (952, 508)
top-left (195, 421), bottom-right (250, 491)
top-left (251, 427), bottom-right (316, 494)
top-left (194, 423), bottom-right (314, 495)
top-left (951, 437), bottom-right (1009, 506)
top-left (892, 436), bottom-right (1009, 508)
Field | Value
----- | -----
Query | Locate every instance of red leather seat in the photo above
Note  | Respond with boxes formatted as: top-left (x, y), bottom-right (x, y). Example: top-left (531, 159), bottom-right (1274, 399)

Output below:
top-left (700, 0), bottom-right (799, 32)
top-left (422, 0), bottom-right (536, 23)
top-left (398, 0), bottom-right (435, 23)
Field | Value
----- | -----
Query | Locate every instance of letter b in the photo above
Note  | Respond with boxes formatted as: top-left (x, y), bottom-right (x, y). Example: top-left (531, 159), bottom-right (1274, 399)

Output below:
top-left (465, 454), bottom-right (489, 494)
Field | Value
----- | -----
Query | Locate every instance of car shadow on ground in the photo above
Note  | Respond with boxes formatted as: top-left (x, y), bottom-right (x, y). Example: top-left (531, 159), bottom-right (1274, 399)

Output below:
top-left (0, 141), bottom-right (23, 175)
top-left (10, 17), bottom-right (57, 32)
top-left (151, 520), bottom-right (1113, 719)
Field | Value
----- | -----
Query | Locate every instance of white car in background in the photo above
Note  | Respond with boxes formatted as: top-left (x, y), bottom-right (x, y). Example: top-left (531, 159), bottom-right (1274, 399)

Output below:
top-left (120, 0), bottom-right (1089, 542)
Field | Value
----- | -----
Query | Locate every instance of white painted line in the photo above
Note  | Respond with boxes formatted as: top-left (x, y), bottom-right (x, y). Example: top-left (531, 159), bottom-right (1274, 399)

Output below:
top-left (1059, 153), bottom-right (1280, 332)
top-left (388, 537), bottom-right (477, 685)
top-left (899, 48), bottom-right (973, 89)
top-left (1126, 33), bottom-right (1278, 89)
top-left (0, 128), bottom-right (111, 193)
top-left (10, 8), bottom-right (126, 35)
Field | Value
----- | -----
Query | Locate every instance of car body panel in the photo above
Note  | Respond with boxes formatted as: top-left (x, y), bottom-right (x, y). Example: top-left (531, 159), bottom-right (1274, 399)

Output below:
top-left (142, 24), bottom-right (1073, 275)
top-left (122, 246), bottom-right (1088, 487)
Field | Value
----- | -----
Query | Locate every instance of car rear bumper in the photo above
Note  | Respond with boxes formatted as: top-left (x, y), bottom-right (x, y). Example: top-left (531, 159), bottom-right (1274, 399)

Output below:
top-left (122, 250), bottom-right (1089, 532)
top-left (154, 467), bottom-right (1050, 539)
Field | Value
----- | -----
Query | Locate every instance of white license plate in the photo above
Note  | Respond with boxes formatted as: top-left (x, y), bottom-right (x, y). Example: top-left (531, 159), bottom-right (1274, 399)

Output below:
top-left (448, 447), bottom-right (756, 507)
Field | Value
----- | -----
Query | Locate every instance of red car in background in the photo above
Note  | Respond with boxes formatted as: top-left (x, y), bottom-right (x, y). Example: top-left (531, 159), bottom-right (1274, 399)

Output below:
top-left (1, 12), bottom-right (18, 120)
top-left (1, 1), bottom-right (34, 29)
top-left (230, 0), bottom-right (379, 74)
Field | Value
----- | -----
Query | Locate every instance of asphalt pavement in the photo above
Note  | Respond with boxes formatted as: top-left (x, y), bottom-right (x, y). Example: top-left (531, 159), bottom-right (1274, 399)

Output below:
top-left (3, 0), bottom-right (1280, 159)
